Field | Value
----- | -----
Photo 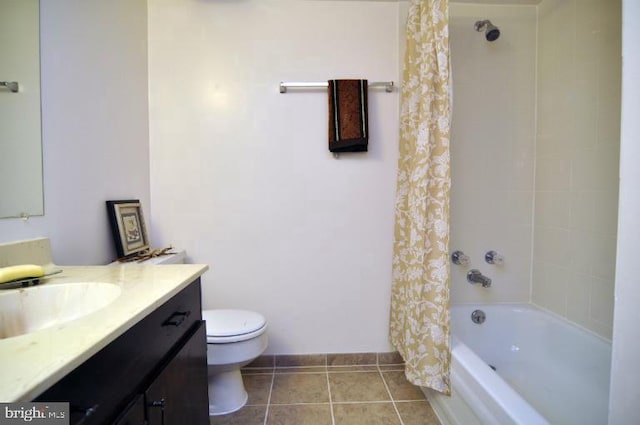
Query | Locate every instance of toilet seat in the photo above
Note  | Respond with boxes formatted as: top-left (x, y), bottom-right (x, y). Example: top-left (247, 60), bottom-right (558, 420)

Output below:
top-left (203, 309), bottom-right (267, 343)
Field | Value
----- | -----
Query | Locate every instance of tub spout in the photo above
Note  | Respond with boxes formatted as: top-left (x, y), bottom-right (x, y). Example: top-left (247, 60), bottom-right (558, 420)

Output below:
top-left (467, 269), bottom-right (492, 288)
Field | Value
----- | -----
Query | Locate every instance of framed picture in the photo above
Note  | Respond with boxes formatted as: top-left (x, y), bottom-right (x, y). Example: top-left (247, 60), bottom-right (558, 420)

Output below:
top-left (106, 200), bottom-right (150, 258)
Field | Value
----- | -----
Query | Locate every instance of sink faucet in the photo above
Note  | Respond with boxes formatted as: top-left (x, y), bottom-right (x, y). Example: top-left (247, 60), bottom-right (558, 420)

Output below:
top-left (467, 269), bottom-right (492, 288)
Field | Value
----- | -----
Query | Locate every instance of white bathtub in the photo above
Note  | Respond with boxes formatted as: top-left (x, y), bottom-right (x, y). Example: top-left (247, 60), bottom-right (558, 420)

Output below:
top-left (425, 304), bottom-right (612, 425)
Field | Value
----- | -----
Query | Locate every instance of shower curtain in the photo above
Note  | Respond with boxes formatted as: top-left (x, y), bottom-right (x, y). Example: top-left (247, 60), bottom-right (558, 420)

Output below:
top-left (389, 0), bottom-right (451, 395)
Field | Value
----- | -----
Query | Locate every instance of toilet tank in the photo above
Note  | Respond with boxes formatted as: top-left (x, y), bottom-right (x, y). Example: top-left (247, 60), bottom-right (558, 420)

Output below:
top-left (144, 251), bottom-right (186, 265)
top-left (108, 250), bottom-right (186, 265)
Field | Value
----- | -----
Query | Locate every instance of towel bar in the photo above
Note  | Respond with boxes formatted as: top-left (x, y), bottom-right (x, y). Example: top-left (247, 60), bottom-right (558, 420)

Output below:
top-left (279, 81), bottom-right (394, 94)
top-left (0, 81), bottom-right (19, 93)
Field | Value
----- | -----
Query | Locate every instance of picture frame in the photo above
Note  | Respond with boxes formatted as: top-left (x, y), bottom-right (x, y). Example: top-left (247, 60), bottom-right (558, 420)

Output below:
top-left (106, 200), bottom-right (150, 258)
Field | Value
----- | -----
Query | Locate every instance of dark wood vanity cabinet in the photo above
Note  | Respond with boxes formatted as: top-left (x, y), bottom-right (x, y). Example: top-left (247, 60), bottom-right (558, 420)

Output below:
top-left (35, 279), bottom-right (209, 425)
top-left (113, 396), bottom-right (145, 425)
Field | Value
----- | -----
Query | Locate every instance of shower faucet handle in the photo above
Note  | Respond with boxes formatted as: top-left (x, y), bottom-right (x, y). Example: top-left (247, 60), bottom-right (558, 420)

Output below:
top-left (485, 250), bottom-right (504, 265)
top-left (451, 251), bottom-right (470, 266)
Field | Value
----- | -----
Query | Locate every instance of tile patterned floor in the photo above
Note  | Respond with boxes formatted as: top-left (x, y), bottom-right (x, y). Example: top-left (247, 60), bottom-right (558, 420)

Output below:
top-left (209, 354), bottom-right (442, 425)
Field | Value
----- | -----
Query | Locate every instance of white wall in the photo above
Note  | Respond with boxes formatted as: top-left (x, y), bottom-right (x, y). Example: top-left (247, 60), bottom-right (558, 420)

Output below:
top-left (533, 0), bottom-right (621, 340)
top-left (449, 4), bottom-right (537, 304)
top-left (0, 0), bottom-right (150, 265)
top-left (148, 0), bottom-right (400, 355)
top-left (609, 0), bottom-right (640, 422)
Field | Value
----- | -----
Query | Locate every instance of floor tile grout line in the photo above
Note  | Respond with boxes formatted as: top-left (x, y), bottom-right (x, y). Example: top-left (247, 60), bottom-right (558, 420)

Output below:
top-left (244, 363), bottom-right (404, 371)
top-left (265, 400), bottom-right (405, 406)
top-left (326, 368), bottom-right (336, 425)
top-left (263, 367), bottom-right (276, 425)
top-left (331, 400), bottom-right (402, 405)
top-left (378, 364), bottom-right (405, 425)
top-left (268, 402), bottom-right (333, 406)
top-left (263, 401), bottom-right (330, 406)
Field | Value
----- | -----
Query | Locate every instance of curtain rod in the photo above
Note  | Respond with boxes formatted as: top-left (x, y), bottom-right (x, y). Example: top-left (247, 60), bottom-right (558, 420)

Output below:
top-left (279, 81), bottom-right (394, 94)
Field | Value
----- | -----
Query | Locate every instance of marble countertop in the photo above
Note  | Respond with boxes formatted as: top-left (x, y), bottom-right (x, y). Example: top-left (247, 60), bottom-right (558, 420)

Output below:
top-left (0, 263), bottom-right (208, 402)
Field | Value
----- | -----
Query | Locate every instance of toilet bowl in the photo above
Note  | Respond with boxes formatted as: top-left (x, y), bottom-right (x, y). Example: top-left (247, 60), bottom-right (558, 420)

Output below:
top-left (203, 309), bottom-right (268, 416)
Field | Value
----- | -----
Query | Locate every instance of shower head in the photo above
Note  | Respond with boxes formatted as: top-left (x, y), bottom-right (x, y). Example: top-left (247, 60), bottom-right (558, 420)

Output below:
top-left (474, 20), bottom-right (500, 42)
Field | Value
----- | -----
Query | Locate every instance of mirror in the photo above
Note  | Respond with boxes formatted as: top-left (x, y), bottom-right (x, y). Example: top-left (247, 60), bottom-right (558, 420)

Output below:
top-left (0, 0), bottom-right (43, 219)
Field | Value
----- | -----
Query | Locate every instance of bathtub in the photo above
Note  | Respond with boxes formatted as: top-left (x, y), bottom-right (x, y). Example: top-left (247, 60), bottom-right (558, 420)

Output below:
top-left (425, 304), bottom-right (612, 425)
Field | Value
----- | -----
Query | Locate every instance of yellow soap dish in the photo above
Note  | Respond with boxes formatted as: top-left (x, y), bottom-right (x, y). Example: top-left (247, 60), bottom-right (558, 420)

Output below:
top-left (0, 270), bottom-right (62, 290)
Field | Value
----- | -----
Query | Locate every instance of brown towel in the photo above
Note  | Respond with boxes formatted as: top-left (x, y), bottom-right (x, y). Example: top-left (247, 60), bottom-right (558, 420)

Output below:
top-left (328, 79), bottom-right (368, 152)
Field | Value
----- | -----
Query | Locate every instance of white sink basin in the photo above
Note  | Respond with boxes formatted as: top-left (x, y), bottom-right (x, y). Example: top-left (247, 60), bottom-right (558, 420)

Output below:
top-left (0, 282), bottom-right (122, 339)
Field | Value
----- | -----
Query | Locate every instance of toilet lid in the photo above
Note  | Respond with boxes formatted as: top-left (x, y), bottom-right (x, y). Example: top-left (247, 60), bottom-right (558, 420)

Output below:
top-left (203, 309), bottom-right (267, 338)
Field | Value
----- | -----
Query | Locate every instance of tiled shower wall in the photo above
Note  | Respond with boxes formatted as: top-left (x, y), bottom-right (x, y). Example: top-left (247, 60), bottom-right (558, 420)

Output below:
top-left (449, 4), bottom-right (537, 304)
top-left (448, 0), bottom-right (621, 341)
top-left (532, 0), bottom-right (621, 339)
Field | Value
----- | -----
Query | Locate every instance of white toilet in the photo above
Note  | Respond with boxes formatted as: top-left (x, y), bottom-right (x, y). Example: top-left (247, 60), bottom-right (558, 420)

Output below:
top-left (202, 309), bottom-right (268, 416)
top-left (130, 251), bottom-right (268, 416)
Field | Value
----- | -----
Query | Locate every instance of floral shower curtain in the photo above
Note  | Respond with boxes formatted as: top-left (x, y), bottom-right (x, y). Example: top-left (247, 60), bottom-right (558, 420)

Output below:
top-left (389, 0), bottom-right (451, 395)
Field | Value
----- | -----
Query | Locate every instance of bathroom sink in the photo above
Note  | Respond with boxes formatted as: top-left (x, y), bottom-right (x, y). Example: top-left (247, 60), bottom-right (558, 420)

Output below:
top-left (0, 282), bottom-right (122, 339)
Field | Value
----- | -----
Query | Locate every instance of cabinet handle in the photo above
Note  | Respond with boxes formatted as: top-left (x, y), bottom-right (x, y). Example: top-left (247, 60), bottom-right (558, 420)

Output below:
top-left (148, 398), bottom-right (165, 425)
top-left (72, 404), bottom-right (99, 425)
top-left (162, 311), bottom-right (191, 327)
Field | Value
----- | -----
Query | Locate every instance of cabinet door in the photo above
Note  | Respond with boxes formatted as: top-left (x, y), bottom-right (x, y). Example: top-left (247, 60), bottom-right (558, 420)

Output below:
top-left (113, 395), bottom-right (145, 425)
top-left (145, 321), bottom-right (209, 425)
